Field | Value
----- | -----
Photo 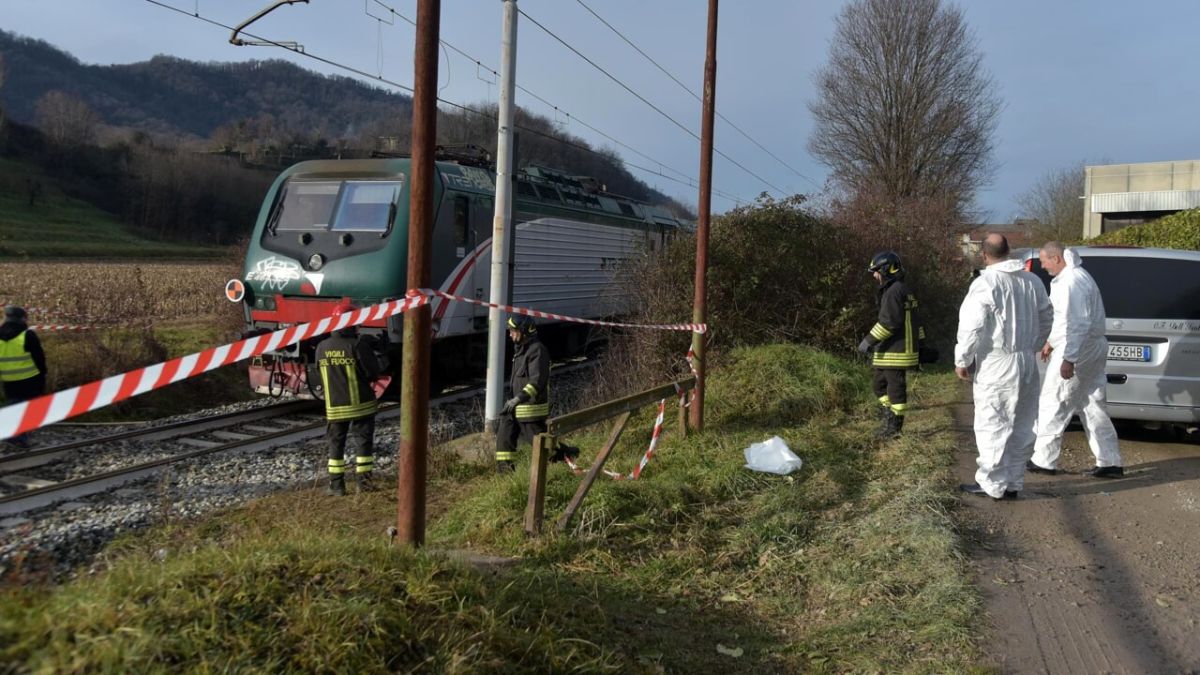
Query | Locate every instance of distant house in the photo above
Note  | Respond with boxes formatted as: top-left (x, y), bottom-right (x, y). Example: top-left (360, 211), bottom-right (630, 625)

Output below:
top-left (1083, 160), bottom-right (1200, 238)
top-left (957, 221), bottom-right (1035, 257)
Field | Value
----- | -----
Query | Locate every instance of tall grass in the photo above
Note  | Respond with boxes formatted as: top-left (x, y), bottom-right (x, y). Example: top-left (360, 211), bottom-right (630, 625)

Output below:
top-left (0, 345), bottom-right (982, 672)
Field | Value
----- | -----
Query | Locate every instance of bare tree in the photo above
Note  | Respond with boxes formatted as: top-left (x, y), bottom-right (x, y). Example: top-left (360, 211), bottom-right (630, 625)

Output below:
top-left (34, 90), bottom-right (100, 147)
top-left (809, 0), bottom-right (1001, 211)
top-left (1017, 163), bottom-right (1086, 243)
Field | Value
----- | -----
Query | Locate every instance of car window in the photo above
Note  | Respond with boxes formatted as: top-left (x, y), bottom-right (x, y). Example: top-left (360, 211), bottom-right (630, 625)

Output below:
top-left (1083, 256), bottom-right (1200, 320)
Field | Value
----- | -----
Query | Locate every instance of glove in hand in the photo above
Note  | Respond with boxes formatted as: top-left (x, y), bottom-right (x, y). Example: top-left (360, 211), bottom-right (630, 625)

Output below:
top-left (501, 397), bottom-right (521, 415)
top-left (857, 337), bottom-right (873, 354)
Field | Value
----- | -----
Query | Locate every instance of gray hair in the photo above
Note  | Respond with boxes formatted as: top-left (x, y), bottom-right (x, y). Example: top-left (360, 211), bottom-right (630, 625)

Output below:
top-left (1040, 241), bottom-right (1065, 257)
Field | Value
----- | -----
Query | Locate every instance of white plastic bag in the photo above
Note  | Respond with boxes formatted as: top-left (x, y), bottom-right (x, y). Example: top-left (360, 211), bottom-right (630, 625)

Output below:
top-left (743, 436), bottom-right (803, 475)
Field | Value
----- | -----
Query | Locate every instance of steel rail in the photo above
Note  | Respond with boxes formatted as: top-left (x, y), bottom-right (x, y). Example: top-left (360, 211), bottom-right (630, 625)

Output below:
top-left (0, 359), bottom-right (597, 517)
top-left (0, 400), bottom-right (320, 475)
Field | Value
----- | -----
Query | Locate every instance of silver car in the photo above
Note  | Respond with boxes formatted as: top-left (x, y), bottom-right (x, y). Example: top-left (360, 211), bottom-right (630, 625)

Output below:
top-left (1020, 246), bottom-right (1200, 429)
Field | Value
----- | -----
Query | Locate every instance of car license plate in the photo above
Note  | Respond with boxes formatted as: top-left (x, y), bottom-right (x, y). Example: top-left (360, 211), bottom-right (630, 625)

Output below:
top-left (1108, 344), bottom-right (1151, 362)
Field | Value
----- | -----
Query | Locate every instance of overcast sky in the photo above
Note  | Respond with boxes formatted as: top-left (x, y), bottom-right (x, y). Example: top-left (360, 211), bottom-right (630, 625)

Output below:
top-left (4, 0), bottom-right (1199, 220)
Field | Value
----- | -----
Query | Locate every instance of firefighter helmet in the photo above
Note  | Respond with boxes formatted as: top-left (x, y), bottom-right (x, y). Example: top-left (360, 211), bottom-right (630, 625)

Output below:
top-left (506, 314), bottom-right (537, 336)
top-left (868, 251), bottom-right (903, 278)
top-left (3, 305), bottom-right (26, 322)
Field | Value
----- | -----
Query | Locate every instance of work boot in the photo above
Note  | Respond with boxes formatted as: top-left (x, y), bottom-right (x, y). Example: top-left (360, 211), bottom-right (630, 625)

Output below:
top-left (356, 471), bottom-right (377, 493)
top-left (327, 475), bottom-right (347, 497)
top-left (550, 444), bottom-right (581, 464)
top-left (874, 409), bottom-right (895, 438)
top-left (876, 411), bottom-right (903, 439)
top-left (496, 460), bottom-right (516, 475)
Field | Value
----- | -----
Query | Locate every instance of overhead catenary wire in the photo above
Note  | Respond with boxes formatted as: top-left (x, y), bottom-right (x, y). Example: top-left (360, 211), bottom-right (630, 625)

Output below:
top-left (365, 0), bottom-right (742, 203)
top-left (517, 6), bottom-right (787, 197)
top-left (142, 0), bottom-right (747, 205)
top-left (573, 0), bottom-right (822, 192)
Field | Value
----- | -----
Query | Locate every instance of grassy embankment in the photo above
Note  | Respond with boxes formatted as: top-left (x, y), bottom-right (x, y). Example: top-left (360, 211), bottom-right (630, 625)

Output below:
top-left (0, 156), bottom-right (251, 417)
top-left (0, 157), bottom-right (223, 259)
top-left (0, 344), bottom-right (983, 672)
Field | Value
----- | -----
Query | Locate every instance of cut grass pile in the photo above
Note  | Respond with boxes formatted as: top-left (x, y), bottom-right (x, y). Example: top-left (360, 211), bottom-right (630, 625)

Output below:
top-left (0, 345), bottom-right (981, 672)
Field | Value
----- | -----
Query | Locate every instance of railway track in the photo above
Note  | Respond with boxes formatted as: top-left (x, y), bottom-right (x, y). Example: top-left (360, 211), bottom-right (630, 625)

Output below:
top-left (0, 384), bottom-right (495, 518)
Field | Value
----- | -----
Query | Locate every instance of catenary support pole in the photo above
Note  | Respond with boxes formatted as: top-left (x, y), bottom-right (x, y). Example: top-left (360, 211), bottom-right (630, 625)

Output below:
top-left (397, 0), bottom-right (440, 546)
top-left (690, 0), bottom-right (717, 432)
top-left (485, 0), bottom-right (519, 433)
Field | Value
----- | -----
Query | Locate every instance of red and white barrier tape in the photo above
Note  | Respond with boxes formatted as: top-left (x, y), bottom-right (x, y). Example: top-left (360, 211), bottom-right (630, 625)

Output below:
top-left (564, 391), bottom-right (680, 481)
top-left (28, 324), bottom-right (96, 332)
top-left (0, 305), bottom-right (103, 323)
top-left (1, 289), bottom-right (704, 439)
top-left (0, 294), bottom-right (429, 439)
top-left (418, 288), bottom-right (707, 334)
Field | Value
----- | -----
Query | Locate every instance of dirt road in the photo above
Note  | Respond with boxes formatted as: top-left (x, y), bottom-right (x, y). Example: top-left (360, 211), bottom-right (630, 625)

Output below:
top-left (954, 404), bottom-right (1200, 674)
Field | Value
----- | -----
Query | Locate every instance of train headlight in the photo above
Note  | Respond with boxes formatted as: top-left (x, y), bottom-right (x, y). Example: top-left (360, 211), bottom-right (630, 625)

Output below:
top-left (308, 253), bottom-right (324, 271)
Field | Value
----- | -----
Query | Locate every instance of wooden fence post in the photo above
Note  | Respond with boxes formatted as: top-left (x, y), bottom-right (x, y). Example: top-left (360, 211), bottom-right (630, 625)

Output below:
top-left (523, 433), bottom-right (552, 536)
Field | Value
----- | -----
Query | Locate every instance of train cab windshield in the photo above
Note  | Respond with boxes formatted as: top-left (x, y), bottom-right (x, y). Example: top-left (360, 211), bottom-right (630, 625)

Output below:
top-left (269, 179), bottom-right (401, 235)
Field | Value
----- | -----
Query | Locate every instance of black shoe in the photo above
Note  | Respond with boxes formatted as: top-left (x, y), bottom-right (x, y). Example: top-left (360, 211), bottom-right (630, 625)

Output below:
top-left (959, 483), bottom-right (1009, 501)
top-left (356, 472), bottom-right (377, 493)
top-left (1026, 460), bottom-right (1057, 475)
top-left (550, 444), bottom-right (581, 464)
top-left (876, 411), bottom-right (903, 439)
top-left (327, 476), bottom-right (347, 496)
top-left (1087, 465), bottom-right (1124, 479)
top-left (496, 460), bottom-right (516, 475)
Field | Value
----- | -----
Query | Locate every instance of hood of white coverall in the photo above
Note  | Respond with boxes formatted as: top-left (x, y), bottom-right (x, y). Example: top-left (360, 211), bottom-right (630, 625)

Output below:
top-left (1048, 247), bottom-right (1106, 363)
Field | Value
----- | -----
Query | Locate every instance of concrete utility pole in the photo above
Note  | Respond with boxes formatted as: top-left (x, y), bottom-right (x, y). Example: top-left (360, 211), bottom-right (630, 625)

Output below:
top-left (690, 0), bottom-right (718, 432)
top-left (397, 0), bottom-right (440, 546)
top-left (484, 0), bottom-right (519, 432)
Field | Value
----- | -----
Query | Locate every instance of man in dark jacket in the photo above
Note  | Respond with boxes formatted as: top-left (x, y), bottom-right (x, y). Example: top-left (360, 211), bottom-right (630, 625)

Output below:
top-left (315, 302), bottom-right (382, 495)
top-left (858, 251), bottom-right (924, 438)
top-left (495, 315), bottom-right (577, 474)
top-left (1, 306), bottom-right (47, 449)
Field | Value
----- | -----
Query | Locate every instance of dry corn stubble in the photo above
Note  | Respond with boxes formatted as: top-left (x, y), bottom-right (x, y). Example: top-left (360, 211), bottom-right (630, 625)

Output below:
top-left (0, 261), bottom-right (239, 325)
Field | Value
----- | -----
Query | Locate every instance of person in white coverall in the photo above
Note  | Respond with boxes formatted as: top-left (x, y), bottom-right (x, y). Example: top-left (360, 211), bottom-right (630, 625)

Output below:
top-left (1027, 242), bottom-right (1124, 478)
top-left (955, 234), bottom-right (1053, 500)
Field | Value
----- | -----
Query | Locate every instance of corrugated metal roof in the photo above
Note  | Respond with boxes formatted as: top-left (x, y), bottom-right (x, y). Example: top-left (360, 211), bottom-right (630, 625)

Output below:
top-left (1091, 189), bottom-right (1200, 213)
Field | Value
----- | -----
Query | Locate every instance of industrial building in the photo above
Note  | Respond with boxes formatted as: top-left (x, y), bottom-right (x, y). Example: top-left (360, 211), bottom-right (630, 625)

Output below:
top-left (1083, 160), bottom-right (1200, 238)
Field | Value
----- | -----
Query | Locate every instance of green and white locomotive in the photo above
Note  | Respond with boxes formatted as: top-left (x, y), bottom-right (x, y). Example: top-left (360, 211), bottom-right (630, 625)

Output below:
top-left (233, 154), bottom-right (688, 396)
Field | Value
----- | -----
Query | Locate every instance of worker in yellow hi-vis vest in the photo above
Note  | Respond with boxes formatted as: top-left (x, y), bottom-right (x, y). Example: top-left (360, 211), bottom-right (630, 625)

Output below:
top-left (314, 302), bottom-right (382, 496)
top-left (1, 306), bottom-right (47, 449)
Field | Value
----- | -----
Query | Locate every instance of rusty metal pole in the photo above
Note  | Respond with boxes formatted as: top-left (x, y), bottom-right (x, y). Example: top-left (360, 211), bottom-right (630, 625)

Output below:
top-left (397, 0), bottom-right (440, 546)
top-left (689, 0), bottom-right (717, 432)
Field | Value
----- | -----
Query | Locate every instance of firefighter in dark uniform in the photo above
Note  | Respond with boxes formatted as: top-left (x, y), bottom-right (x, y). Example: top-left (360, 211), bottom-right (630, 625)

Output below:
top-left (315, 301), bottom-right (382, 495)
top-left (0, 306), bottom-right (47, 449)
top-left (495, 315), bottom-right (578, 474)
top-left (858, 251), bottom-right (924, 438)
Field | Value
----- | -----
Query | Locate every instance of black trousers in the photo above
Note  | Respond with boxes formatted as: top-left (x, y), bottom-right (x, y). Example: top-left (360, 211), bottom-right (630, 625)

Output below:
top-left (3, 375), bottom-right (44, 444)
top-left (872, 368), bottom-right (908, 414)
top-left (495, 413), bottom-right (546, 459)
top-left (326, 415), bottom-right (375, 474)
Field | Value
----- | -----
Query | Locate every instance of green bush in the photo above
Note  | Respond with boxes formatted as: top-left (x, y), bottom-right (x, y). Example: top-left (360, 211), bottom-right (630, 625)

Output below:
top-left (616, 194), bottom-right (968, 387)
top-left (1085, 207), bottom-right (1200, 250)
